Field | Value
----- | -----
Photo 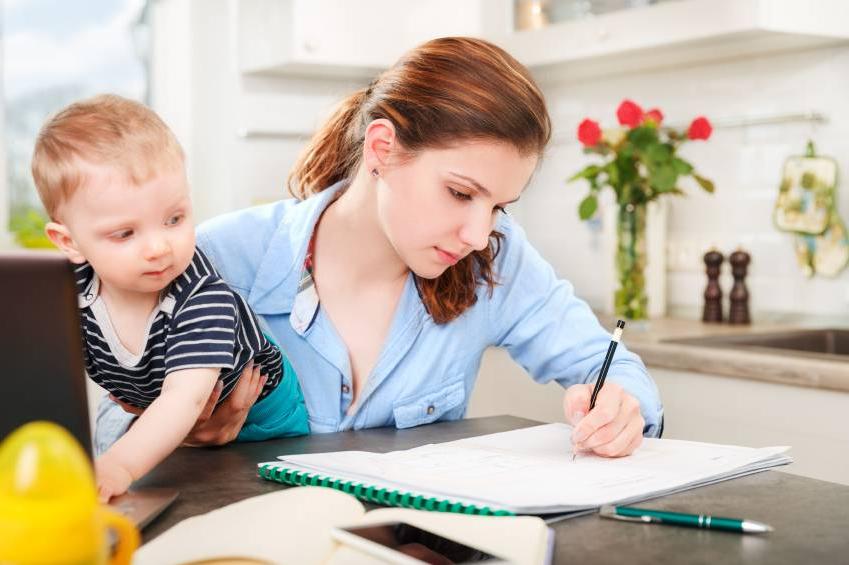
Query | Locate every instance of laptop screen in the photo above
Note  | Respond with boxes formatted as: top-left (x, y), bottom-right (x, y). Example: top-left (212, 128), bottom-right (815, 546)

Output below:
top-left (0, 251), bottom-right (92, 455)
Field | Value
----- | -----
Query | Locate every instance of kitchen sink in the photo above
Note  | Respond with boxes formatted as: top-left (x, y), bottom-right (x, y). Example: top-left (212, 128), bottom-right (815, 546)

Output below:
top-left (665, 328), bottom-right (849, 361)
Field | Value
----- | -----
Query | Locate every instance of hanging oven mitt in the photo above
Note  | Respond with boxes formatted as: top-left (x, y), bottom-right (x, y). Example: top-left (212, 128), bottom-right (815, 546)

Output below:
top-left (775, 141), bottom-right (848, 277)
top-left (794, 211), bottom-right (849, 277)
top-left (774, 141), bottom-right (835, 234)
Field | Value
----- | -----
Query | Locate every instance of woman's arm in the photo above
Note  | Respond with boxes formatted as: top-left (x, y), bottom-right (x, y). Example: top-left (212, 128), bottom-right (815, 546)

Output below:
top-left (487, 216), bottom-right (663, 453)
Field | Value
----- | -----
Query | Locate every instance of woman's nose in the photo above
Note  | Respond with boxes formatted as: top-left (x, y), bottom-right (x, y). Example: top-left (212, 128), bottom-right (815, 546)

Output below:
top-left (458, 210), bottom-right (492, 252)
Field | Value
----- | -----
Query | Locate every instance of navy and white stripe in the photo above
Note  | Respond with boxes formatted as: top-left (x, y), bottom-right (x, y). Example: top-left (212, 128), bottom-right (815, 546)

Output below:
top-left (75, 249), bottom-right (283, 408)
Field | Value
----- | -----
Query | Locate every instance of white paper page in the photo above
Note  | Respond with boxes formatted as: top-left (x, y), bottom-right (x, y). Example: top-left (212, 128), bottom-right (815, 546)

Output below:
top-left (272, 423), bottom-right (790, 513)
top-left (133, 487), bottom-right (365, 565)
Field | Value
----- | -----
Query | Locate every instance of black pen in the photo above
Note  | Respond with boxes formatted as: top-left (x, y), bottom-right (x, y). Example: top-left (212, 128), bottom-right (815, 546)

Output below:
top-left (572, 319), bottom-right (625, 461)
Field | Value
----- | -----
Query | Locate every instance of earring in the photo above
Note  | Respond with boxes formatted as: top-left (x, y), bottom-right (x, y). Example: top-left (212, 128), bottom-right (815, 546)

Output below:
top-left (371, 168), bottom-right (379, 177)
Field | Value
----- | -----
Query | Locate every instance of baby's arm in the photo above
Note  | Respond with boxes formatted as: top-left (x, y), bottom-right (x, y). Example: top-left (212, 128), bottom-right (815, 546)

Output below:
top-left (95, 368), bottom-right (219, 501)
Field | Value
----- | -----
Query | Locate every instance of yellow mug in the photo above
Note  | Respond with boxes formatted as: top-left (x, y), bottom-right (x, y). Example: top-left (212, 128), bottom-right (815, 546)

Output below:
top-left (0, 421), bottom-right (140, 564)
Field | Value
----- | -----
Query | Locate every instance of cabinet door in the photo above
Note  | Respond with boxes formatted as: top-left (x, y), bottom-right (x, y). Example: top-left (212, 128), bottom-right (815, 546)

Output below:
top-left (239, 0), bottom-right (502, 78)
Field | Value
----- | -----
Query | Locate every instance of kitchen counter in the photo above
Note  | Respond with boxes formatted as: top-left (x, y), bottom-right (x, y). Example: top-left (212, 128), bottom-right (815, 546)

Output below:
top-left (595, 314), bottom-right (849, 393)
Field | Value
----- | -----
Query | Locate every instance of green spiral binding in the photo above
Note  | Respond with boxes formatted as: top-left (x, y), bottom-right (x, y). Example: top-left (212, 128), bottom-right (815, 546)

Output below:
top-left (257, 463), bottom-right (515, 517)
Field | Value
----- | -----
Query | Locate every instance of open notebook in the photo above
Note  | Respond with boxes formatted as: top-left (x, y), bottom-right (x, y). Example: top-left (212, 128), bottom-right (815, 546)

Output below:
top-left (258, 423), bottom-right (792, 516)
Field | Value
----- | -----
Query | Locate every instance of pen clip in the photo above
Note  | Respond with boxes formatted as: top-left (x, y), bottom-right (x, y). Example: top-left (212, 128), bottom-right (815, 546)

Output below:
top-left (599, 505), bottom-right (659, 524)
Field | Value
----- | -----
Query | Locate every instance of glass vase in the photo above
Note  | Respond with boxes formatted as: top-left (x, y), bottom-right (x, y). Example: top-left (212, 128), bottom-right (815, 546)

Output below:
top-left (615, 202), bottom-right (648, 320)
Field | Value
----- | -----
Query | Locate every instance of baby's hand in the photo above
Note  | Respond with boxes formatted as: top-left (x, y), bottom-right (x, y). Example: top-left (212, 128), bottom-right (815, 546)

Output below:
top-left (95, 454), bottom-right (134, 503)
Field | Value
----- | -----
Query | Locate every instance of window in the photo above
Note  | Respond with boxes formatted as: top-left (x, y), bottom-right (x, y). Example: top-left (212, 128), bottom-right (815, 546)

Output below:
top-left (2, 0), bottom-right (150, 247)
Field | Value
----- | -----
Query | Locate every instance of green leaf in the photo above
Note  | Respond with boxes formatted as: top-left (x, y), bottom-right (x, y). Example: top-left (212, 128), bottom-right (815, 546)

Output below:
top-left (578, 194), bottom-right (598, 220)
top-left (644, 143), bottom-right (672, 164)
top-left (693, 173), bottom-right (715, 193)
top-left (626, 126), bottom-right (658, 150)
top-left (671, 157), bottom-right (693, 175)
top-left (567, 164), bottom-right (602, 183)
top-left (649, 164), bottom-right (678, 192)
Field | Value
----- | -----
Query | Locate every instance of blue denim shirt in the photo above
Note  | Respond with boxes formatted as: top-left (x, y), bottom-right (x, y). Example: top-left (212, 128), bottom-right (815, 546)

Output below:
top-left (95, 182), bottom-right (662, 452)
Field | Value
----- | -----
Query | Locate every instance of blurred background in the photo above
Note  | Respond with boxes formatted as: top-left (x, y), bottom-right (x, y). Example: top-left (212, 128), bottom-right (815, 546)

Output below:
top-left (2, 0), bottom-right (847, 484)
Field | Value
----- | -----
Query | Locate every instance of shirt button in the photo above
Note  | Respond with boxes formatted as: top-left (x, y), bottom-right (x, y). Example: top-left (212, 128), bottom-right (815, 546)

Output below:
top-left (341, 384), bottom-right (350, 394)
top-left (426, 405), bottom-right (435, 415)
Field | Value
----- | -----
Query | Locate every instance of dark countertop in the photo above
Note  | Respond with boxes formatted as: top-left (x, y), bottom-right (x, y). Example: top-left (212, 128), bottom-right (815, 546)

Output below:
top-left (138, 416), bottom-right (849, 564)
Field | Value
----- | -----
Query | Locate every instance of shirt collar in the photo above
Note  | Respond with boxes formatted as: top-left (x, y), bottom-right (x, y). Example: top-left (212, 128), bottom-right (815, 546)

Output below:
top-left (75, 248), bottom-right (215, 317)
top-left (75, 263), bottom-right (99, 308)
top-left (248, 180), bottom-right (348, 315)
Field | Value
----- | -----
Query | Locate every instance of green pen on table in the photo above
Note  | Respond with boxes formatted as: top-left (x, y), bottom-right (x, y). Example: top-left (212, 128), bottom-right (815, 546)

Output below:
top-left (599, 505), bottom-right (774, 534)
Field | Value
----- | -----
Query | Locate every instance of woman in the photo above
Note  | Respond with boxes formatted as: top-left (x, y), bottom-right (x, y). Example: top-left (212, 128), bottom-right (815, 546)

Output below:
top-left (98, 37), bottom-right (662, 458)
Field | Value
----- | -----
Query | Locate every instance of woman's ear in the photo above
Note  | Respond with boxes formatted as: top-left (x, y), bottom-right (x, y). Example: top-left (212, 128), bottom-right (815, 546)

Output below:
top-left (363, 118), bottom-right (397, 176)
top-left (45, 222), bottom-right (87, 264)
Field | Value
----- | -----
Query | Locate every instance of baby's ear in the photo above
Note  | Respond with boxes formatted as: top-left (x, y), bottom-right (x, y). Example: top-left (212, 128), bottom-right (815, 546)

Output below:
top-left (45, 222), bottom-right (86, 264)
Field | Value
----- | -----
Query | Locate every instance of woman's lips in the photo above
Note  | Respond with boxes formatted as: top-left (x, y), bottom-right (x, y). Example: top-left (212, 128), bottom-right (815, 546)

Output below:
top-left (435, 247), bottom-right (460, 265)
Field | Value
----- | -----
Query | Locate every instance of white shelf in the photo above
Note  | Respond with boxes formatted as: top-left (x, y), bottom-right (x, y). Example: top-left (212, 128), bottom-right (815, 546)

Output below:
top-left (493, 0), bottom-right (849, 83)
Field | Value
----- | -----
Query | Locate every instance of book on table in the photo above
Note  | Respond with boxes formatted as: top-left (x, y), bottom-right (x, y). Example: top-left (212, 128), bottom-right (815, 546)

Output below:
top-left (257, 423), bottom-right (792, 517)
top-left (134, 486), bottom-right (554, 565)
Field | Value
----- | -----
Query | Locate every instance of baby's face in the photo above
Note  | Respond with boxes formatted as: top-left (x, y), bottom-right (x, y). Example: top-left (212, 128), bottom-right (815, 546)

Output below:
top-left (60, 162), bottom-right (196, 296)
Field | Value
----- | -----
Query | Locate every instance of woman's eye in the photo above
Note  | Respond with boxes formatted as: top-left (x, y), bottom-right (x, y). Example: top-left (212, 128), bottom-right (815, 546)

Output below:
top-left (449, 188), bottom-right (472, 201)
top-left (166, 214), bottom-right (183, 226)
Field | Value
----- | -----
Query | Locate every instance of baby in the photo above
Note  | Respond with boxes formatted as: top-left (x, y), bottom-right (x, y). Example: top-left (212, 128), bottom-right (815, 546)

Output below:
top-left (31, 94), bottom-right (309, 501)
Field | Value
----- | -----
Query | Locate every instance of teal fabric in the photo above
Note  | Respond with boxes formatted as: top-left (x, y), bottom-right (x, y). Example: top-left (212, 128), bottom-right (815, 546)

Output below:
top-left (237, 333), bottom-right (309, 441)
top-left (237, 355), bottom-right (309, 441)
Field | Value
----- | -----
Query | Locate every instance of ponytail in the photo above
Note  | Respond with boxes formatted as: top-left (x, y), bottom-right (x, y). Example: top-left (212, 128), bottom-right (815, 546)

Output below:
top-left (287, 88), bottom-right (368, 199)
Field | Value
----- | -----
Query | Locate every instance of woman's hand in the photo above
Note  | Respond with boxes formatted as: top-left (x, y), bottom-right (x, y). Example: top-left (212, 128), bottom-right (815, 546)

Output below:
top-left (563, 382), bottom-right (644, 457)
top-left (111, 362), bottom-right (267, 447)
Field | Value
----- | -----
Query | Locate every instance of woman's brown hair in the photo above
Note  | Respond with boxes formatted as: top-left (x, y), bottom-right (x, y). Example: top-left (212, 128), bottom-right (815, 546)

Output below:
top-left (288, 37), bottom-right (551, 323)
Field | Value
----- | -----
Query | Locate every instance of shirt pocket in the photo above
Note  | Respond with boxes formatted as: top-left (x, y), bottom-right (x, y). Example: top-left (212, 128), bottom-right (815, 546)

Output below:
top-left (392, 378), bottom-right (466, 429)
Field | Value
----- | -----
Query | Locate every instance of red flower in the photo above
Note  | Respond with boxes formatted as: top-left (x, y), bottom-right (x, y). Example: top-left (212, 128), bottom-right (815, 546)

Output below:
top-left (643, 108), bottom-right (664, 126)
top-left (616, 99), bottom-right (643, 127)
top-left (687, 116), bottom-right (712, 140)
top-left (577, 118), bottom-right (602, 147)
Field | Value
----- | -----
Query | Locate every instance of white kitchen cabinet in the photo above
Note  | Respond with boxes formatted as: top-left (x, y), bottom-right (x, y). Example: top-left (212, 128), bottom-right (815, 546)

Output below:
top-left (239, 0), bottom-right (849, 82)
top-left (493, 0), bottom-right (849, 83)
top-left (238, 0), bottom-right (511, 78)
top-left (650, 367), bottom-right (849, 486)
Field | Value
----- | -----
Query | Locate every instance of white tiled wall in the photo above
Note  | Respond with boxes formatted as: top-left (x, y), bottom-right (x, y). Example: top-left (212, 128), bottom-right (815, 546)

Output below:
top-left (520, 45), bottom-right (849, 318)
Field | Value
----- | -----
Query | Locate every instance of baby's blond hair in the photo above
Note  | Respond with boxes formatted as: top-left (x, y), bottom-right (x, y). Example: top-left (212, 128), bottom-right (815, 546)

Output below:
top-left (31, 94), bottom-right (184, 219)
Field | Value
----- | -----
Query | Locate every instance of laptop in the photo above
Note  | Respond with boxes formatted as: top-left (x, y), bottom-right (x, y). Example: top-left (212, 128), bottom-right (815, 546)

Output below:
top-left (0, 250), bottom-right (178, 529)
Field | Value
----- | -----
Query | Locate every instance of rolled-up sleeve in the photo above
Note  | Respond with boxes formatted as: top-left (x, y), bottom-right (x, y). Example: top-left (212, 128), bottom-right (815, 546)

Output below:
top-left (488, 216), bottom-right (664, 437)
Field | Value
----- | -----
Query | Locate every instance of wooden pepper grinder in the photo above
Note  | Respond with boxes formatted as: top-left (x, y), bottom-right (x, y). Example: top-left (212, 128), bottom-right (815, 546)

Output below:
top-left (728, 248), bottom-right (751, 324)
top-left (702, 248), bottom-right (724, 323)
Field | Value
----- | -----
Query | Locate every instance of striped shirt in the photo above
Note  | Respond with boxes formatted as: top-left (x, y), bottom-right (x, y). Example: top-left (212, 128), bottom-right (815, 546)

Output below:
top-left (76, 249), bottom-right (283, 408)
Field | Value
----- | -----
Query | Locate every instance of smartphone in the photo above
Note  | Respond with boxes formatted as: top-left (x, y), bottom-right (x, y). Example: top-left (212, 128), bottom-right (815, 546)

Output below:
top-left (330, 521), bottom-right (509, 564)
